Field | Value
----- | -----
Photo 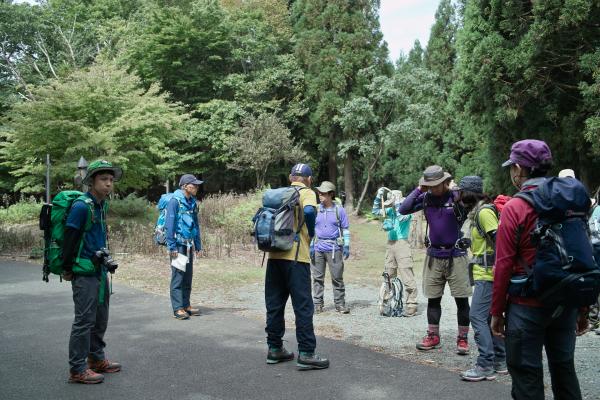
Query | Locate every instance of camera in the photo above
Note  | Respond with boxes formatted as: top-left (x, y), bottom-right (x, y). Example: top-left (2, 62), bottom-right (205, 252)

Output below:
top-left (92, 248), bottom-right (118, 273)
top-left (456, 237), bottom-right (472, 251)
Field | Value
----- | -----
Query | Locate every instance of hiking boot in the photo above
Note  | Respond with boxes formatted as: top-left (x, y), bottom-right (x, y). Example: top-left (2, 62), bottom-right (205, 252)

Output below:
top-left (297, 352), bottom-right (330, 370)
top-left (416, 331), bottom-right (441, 351)
top-left (335, 304), bottom-right (350, 314)
top-left (266, 347), bottom-right (295, 364)
top-left (456, 335), bottom-right (469, 355)
top-left (493, 360), bottom-right (508, 375)
top-left (185, 306), bottom-right (201, 316)
top-left (68, 369), bottom-right (104, 384)
top-left (403, 306), bottom-right (418, 317)
top-left (460, 365), bottom-right (496, 382)
top-left (173, 309), bottom-right (190, 320)
top-left (314, 304), bottom-right (323, 314)
top-left (88, 358), bottom-right (122, 373)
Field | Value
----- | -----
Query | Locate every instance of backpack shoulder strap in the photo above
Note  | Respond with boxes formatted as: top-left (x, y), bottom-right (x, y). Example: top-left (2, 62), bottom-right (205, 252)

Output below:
top-left (74, 195), bottom-right (95, 232)
top-left (475, 204), bottom-right (498, 251)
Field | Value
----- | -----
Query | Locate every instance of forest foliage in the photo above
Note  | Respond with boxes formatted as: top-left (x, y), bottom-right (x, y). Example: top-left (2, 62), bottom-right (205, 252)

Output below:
top-left (1, 0), bottom-right (599, 206)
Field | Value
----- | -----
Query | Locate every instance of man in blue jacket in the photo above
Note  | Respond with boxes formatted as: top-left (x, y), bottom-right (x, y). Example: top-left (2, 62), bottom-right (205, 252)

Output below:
top-left (166, 174), bottom-right (203, 320)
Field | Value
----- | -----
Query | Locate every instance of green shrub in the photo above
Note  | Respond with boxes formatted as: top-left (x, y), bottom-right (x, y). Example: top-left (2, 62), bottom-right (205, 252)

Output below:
top-left (0, 197), bottom-right (43, 224)
top-left (109, 194), bottom-right (156, 221)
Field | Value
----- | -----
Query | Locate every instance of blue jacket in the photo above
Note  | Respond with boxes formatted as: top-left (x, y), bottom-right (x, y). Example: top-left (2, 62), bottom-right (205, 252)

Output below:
top-left (165, 189), bottom-right (201, 251)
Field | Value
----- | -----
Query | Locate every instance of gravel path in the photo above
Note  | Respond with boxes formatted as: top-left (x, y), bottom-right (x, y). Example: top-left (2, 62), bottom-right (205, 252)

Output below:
top-left (193, 276), bottom-right (600, 400)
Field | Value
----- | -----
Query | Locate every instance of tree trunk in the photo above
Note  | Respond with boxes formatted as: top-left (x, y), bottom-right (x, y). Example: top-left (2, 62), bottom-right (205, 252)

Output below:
top-left (353, 143), bottom-right (384, 215)
top-left (328, 130), bottom-right (337, 183)
top-left (344, 152), bottom-right (355, 213)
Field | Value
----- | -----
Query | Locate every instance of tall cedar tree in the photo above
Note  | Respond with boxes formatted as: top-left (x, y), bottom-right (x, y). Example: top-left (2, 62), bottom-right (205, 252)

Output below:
top-left (452, 0), bottom-right (600, 191)
top-left (292, 0), bottom-right (389, 211)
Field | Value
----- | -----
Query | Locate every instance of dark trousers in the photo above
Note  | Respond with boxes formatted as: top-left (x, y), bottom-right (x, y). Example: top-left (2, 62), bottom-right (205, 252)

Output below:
top-left (170, 245), bottom-right (194, 312)
top-left (265, 259), bottom-right (316, 353)
top-left (505, 303), bottom-right (582, 400)
top-left (69, 274), bottom-right (109, 373)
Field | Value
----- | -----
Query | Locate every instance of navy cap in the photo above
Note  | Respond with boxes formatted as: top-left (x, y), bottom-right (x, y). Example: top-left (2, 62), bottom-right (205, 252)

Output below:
top-left (179, 174), bottom-right (203, 186)
top-left (458, 175), bottom-right (484, 194)
top-left (290, 163), bottom-right (313, 177)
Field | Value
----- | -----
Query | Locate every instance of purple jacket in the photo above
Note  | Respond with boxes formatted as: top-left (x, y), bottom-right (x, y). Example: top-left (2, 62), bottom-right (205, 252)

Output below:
top-left (399, 187), bottom-right (465, 258)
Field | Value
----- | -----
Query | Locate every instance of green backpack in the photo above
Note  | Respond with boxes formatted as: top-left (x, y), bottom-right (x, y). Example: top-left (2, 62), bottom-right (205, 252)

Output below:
top-left (40, 191), bottom-right (107, 280)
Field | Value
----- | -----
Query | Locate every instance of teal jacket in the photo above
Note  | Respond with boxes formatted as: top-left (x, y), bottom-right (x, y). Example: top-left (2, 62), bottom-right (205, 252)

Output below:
top-left (372, 196), bottom-right (412, 241)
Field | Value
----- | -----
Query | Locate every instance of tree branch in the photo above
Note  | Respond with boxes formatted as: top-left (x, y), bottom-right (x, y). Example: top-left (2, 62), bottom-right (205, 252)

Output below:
top-left (35, 33), bottom-right (58, 79)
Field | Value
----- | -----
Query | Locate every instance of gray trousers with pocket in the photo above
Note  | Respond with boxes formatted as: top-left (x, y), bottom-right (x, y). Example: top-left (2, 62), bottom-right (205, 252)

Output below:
top-left (69, 274), bottom-right (110, 373)
top-left (470, 280), bottom-right (505, 369)
top-left (311, 250), bottom-right (345, 307)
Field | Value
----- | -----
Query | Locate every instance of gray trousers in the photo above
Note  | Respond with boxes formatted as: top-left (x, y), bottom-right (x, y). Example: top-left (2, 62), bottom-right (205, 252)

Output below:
top-left (470, 280), bottom-right (505, 368)
top-left (69, 274), bottom-right (109, 373)
top-left (311, 249), bottom-right (345, 306)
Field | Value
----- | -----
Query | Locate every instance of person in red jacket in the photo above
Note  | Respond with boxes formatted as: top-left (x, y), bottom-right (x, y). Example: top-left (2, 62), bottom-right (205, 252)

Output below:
top-left (490, 139), bottom-right (589, 400)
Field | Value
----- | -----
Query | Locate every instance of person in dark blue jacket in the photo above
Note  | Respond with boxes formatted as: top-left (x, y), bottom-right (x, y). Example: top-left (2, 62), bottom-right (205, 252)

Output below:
top-left (166, 174), bottom-right (203, 320)
top-left (62, 160), bottom-right (122, 384)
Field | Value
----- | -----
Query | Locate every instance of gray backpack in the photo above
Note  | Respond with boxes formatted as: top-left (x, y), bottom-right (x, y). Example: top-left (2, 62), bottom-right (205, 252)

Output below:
top-left (252, 186), bottom-right (306, 260)
top-left (378, 272), bottom-right (404, 317)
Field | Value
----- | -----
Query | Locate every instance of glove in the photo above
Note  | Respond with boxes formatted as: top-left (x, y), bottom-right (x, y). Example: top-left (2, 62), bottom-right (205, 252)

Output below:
top-left (343, 245), bottom-right (350, 260)
top-left (377, 188), bottom-right (385, 197)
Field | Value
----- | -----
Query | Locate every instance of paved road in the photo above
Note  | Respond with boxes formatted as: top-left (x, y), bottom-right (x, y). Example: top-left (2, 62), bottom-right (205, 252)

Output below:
top-left (0, 260), bottom-right (510, 400)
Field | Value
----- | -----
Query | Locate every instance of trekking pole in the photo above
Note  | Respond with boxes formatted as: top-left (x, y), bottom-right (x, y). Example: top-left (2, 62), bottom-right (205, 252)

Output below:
top-left (42, 154), bottom-right (51, 282)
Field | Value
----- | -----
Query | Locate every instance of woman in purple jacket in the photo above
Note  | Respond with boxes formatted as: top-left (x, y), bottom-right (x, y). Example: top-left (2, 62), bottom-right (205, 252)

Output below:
top-left (399, 165), bottom-right (472, 355)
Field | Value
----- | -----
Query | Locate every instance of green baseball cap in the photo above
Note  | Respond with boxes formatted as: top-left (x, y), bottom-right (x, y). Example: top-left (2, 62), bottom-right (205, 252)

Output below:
top-left (83, 160), bottom-right (123, 184)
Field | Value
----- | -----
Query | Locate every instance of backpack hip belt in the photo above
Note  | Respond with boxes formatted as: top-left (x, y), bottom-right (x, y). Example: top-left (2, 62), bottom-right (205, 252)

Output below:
top-left (471, 253), bottom-right (495, 269)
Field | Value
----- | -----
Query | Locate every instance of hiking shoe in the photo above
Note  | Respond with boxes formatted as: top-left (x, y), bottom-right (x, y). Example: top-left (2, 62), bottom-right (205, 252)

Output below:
top-left (494, 360), bottom-right (508, 375)
top-left (314, 304), bottom-right (323, 314)
top-left (297, 353), bottom-right (330, 370)
top-left (335, 305), bottom-right (350, 314)
top-left (266, 347), bottom-right (295, 364)
top-left (456, 335), bottom-right (469, 355)
top-left (173, 309), bottom-right (190, 320)
top-left (460, 365), bottom-right (496, 382)
top-left (403, 306), bottom-right (418, 317)
top-left (185, 307), bottom-right (201, 316)
top-left (68, 369), bottom-right (104, 384)
top-left (416, 331), bottom-right (441, 351)
top-left (88, 358), bottom-right (121, 373)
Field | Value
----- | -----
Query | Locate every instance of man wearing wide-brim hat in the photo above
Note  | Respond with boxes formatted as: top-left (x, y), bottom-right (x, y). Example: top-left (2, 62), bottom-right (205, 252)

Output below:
top-left (372, 188), bottom-right (418, 316)
top-left (399, 165), bottom-right (472, 355)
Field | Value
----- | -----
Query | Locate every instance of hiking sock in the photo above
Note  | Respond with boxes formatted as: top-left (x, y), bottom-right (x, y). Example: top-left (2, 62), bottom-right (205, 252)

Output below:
top-left (455, 297), bottom-right (470, 327)
top-left (427, 297), bottom-right (442, 325)
top-left (427, 324), bottom-right (440, 336)
top-left (458, 325), bottom-right (470, 337)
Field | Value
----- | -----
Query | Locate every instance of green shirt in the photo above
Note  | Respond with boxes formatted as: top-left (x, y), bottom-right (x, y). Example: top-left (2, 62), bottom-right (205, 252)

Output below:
top-left (471, 207), bottom-right (498, 282)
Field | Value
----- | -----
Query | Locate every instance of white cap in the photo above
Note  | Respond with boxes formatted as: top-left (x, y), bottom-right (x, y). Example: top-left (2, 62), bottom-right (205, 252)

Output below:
top-left (558, 169), bottom-right (575, 178)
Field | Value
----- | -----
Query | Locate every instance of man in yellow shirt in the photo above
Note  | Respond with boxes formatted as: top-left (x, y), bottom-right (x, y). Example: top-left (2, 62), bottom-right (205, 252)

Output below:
top-left (265, 163), bottom-right (330, 370)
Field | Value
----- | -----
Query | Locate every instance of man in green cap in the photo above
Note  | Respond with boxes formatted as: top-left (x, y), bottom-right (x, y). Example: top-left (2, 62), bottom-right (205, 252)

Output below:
top-left (62, 160), bottom-right (122, 384)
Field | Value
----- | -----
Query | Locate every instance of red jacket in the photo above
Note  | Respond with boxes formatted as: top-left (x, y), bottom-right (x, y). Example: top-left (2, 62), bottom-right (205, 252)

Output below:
top-left (491, 191), bottom-right (541, 316)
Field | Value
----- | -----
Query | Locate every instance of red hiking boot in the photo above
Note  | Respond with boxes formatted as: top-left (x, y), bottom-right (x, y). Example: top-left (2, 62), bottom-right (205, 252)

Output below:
top-left (456, 335), bottom-right (469, 355)
top-left (88, 358), bottom-right (122, 373)
top-left (416, 331), bottom-right (441, 351)
top-left (68, 369), bottom-right (104, 384)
